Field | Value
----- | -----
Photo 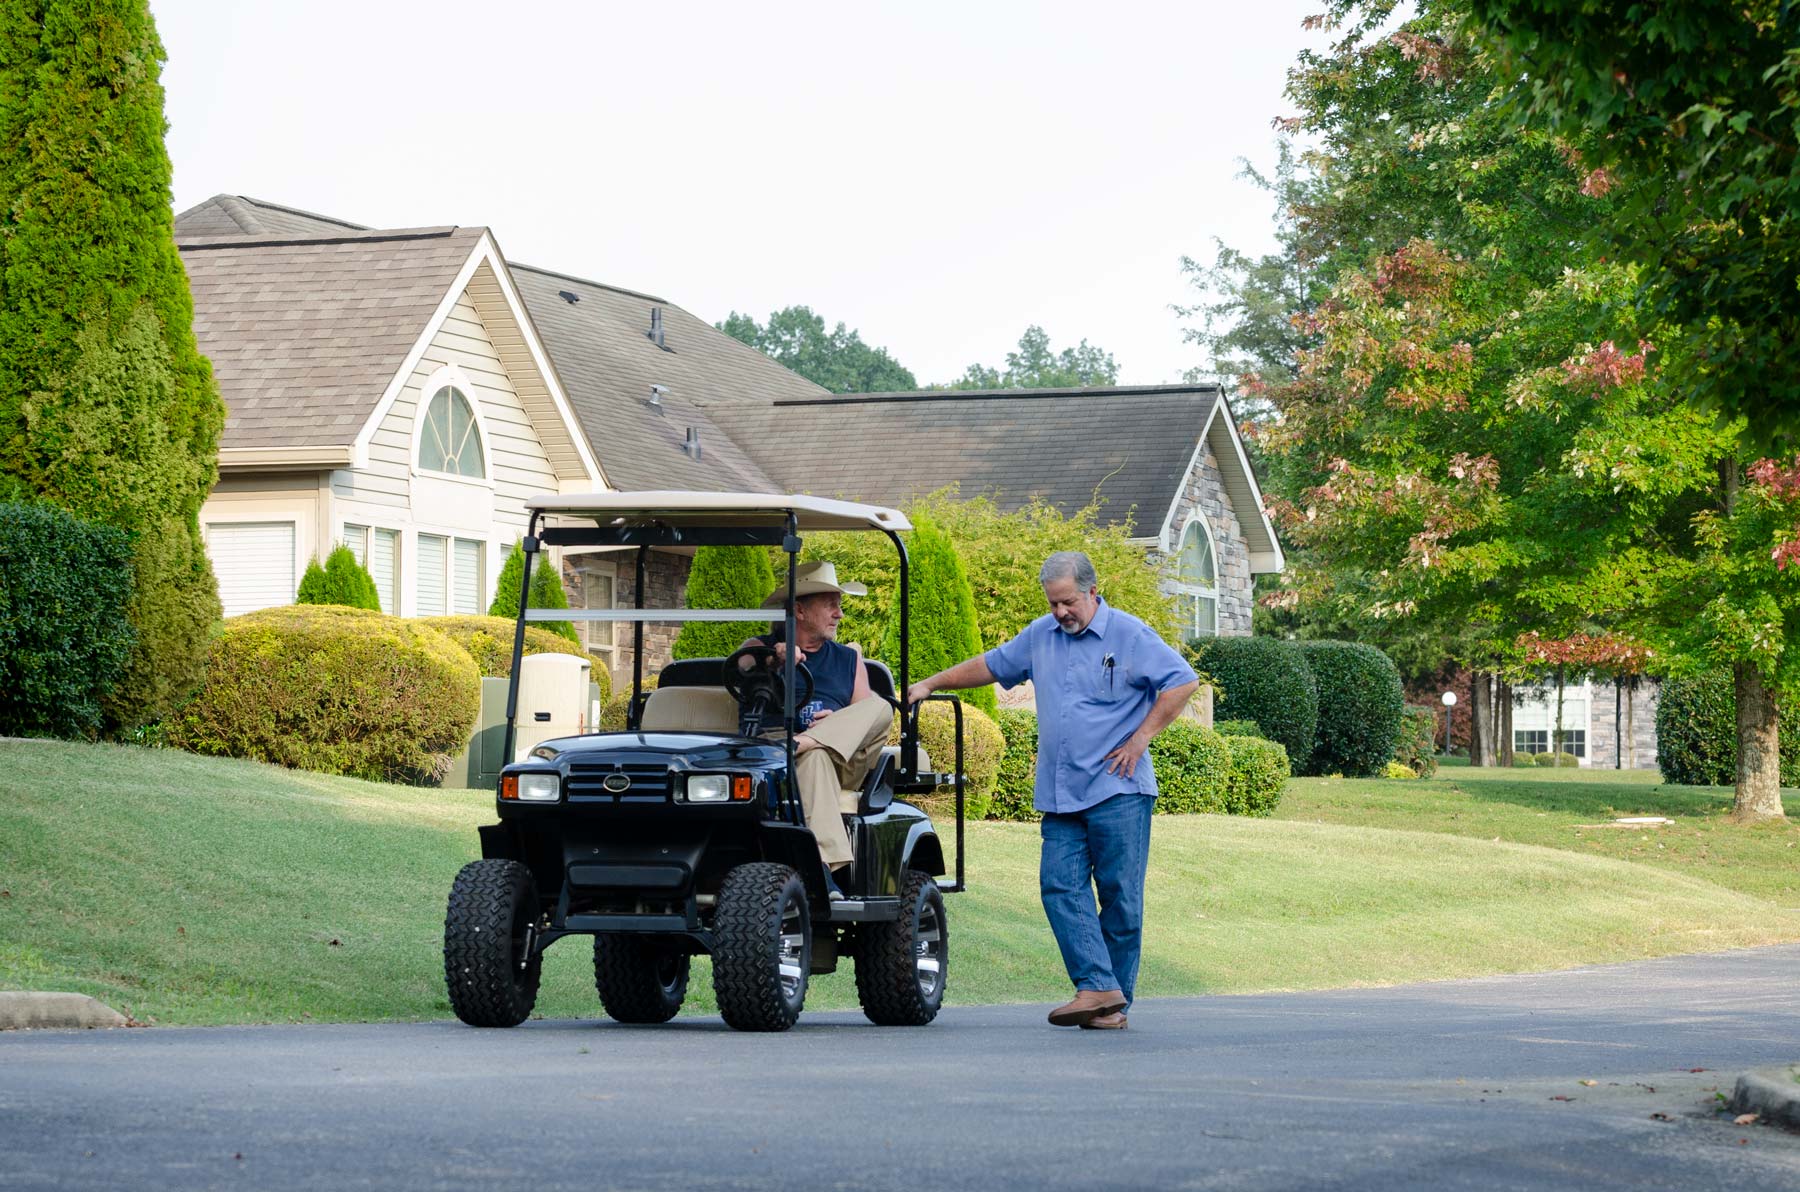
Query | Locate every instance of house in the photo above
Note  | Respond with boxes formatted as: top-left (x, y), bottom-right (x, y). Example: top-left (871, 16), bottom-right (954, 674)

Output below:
top-left (175, 196), bottom-right (1282, 685)
top-left (1511, 678), bottom-right (1660, 769)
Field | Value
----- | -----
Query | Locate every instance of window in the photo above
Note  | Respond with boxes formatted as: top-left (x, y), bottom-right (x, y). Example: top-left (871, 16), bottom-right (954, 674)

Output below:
top-left (417, 533), bottom-right (485, 616)
top-left (1174, 518), bottom-right (1219, 641)
top-left (571, 555), bottom-right (618, 666)
top-left (418, 386), bottom-right (485, 479)
top-left (205, 521), bottom-right (295, 617)
top-left (343, 524), bottom-right (399, 614)
top-left (1514, 728), bottom-right (1587, 759)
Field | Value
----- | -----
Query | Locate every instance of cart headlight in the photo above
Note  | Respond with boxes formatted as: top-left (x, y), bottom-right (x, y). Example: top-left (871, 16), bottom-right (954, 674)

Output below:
top-left (517, 772), bottom-right (561, 803)
top-left (683, 774), bottom-right (731, 803)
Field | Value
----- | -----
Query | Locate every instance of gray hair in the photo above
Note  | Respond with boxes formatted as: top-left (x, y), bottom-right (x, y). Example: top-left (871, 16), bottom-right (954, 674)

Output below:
top-left (1040, 551), bottom-right (1098, 591)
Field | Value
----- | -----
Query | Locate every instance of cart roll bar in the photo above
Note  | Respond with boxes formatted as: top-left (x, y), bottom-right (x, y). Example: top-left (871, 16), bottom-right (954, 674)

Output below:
top-left (782, 514), bottom-right (801, 825)
top-left (920, 693), bottom-right (966, 894)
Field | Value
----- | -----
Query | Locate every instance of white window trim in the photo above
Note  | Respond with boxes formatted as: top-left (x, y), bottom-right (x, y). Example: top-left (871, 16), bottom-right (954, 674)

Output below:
top-left (342, 521), bottom-right (402, 615)
top-left (571, 554), bottom-right (620, 661)
top-left (1173, 514), bottom-right (1220, 639)
top-left (410, 364), bottom-right (496, 488)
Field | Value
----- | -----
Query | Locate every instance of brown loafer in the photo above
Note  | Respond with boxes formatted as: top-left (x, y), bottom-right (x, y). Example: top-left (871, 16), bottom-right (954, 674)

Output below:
top-left (1080, 1011), bottom-right (1128, 1030)
top-left (1047, 989), bottom-right (1128, 1027)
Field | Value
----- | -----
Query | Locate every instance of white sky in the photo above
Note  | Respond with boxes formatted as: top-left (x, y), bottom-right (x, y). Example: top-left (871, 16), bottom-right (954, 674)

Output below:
top-left (154, 0), bottom-right (1326, 387)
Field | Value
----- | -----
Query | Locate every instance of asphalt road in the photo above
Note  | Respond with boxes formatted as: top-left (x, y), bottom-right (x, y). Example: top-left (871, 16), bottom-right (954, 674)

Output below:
top-left (3, 947), bottom-right (1799, 1191)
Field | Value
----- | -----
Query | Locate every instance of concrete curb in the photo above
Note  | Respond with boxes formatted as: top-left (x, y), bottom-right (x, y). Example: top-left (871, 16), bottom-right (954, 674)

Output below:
top-left (1727, 1064), bottom-right (1800, 1129)
top-left (0, 992), bottom-right (131, 1030)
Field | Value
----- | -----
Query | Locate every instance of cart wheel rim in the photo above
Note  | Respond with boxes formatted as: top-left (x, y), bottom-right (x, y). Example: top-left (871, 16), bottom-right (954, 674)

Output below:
top-left (914, 896), bottom-right (943, 998)
top-left (777, 897), bottom-right (807, 1000)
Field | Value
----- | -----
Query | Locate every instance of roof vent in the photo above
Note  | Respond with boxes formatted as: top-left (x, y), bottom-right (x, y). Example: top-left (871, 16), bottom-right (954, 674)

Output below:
top-left (558, 290), bottom-right (579, 304)
top-left (683, 427), bottom-right (702, 459)
top-left (646, 307), bottom-right (670, 352)
top-left (647, 384), bottom-right (668, 409)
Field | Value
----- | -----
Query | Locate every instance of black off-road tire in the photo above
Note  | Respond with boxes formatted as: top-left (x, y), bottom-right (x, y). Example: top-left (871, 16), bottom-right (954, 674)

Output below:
top-left (593, 935), bottom-right (690, 1024)
top-left (711, 862), bottom-right (811, 1032)
top-left (855, 869), bottom-right (946, 1026)
top-left (444, 859), bottom-right (542, 1027)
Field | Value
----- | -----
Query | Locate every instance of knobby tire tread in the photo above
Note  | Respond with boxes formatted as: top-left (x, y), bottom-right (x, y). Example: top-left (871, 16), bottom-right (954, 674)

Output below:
top-left (711, 862), bottom-right (808, 1032)
top-left (855, 869), bottom-right (945, 1026)
top-left (443, 859), bottom-right (541, 1027)
top-left (594, 936), bottom-right (689, 1024)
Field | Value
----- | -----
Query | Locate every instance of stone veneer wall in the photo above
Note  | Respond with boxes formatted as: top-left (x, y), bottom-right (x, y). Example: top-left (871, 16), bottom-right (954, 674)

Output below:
top-left (1585, 677), bottom-right (1661, 770)
top-left (1153, 441), bottom-right (1254, 638)
top-left (561, 549), bottom-right (692, 687)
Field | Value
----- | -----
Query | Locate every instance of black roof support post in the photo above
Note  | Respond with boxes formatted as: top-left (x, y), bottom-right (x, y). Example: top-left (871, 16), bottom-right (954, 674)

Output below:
top-left (885, 528), bottom-right (915, 776)
top-left (630, 545), bottom-right (648, 730)
top-left (500, 513), bottom-right (542, 774)
top-left (783, 513), bottom-right (800, 824)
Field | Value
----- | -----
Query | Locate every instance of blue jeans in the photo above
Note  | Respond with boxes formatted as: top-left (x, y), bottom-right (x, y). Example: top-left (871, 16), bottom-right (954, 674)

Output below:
top-left (1039, 793), bottom-right (1154, 1008)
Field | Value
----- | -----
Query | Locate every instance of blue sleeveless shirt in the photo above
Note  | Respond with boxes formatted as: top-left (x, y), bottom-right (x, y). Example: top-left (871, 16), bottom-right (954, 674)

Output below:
top-left (758, 626), bottom-right (859, 731)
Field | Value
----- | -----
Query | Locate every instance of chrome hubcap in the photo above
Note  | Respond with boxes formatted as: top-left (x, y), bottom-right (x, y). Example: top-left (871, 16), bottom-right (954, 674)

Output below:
top-left (914, 899), bottom-right (943, 998)
top-left (776, 897), bottom-right (806, 999)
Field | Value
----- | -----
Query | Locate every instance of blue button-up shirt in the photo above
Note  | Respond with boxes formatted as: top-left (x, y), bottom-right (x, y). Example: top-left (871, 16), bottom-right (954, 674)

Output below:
top-left (984, 597), bottom-right (1198, 814)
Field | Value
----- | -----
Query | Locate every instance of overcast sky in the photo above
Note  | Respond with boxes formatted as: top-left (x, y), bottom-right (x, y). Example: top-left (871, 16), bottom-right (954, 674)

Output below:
top-left (154, 0), bottom-right (1325, 388)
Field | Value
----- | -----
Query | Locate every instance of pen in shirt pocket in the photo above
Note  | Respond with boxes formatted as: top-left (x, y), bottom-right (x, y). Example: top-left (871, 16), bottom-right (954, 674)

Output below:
top-left (1103, 652), bottom-right (1115, 691)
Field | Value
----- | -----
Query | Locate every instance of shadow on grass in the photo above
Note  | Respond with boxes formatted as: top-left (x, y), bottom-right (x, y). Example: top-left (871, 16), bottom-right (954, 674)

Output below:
top-left (1437, 766), bottom-right (1744, 820)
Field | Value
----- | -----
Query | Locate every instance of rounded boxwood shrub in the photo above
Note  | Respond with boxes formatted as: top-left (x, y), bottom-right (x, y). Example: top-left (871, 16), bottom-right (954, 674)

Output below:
top-left (167, 605), bottom-right (479, 783)
top-left (1656, 671), bottom-right (1800, 787)
top-left (0, 500), bottom-right (137, 738)
top-left (1189, 637), bottom-right (1317, 773)
top-left (1297, 640), bottom-right (1404, 778)
top-left (1148, 721), bottom-right (1234, 814)
top-left (1213, 718), bottom-right (1264, 739)
top-left (990, 708), bottom-right (1041, 822)
top-left (888, 699), bottom-right (1003, 820)
top-left (1534, 749), bottom-right (1580, 768)
top-left (418, 614), bottom-right (588, 678)
top-left (1222, 734), bottom-right (1289, 815)
top-left (600, 674), bottom-right (658, 731)
top-left (1392, 705), bottom-right (1439, 778)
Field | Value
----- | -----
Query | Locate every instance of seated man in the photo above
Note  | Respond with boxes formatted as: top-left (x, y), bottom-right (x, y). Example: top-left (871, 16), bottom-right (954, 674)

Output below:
top-left (739, 561), bottom-right (892, 900)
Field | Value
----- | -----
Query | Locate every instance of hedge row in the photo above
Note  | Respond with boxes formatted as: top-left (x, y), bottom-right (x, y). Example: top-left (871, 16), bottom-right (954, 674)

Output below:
top-left (1656, 670), bottom-right (1800, 787)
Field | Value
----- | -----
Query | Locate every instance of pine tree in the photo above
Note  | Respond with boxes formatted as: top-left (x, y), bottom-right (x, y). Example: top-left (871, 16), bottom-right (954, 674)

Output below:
top-left (673, 545), bottom-right (775, 660)
top-left (489, 541), bottom-right (578, 642)
top-left (296, 545), bottom-right (380, 610)
top-left (0, 0), bottom-right (226, 730)
top-left (881, 513), bottom-right (996, 715)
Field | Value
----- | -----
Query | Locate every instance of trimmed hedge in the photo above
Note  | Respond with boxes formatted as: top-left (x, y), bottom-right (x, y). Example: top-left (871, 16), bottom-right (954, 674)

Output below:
top-left (167, 605), bottom-right (479, 783)
top-left (673, 545), bottom-right (775, 661)
top-left (1656, 671), bottom-right (1800, 787)
top-left (1298, 640), bottom-right (1404, 778)
top-left (1148, 721), bottom-right (1235, 814)
top-left (1221, 734), bottom-right (1289, 816)
top-left (1534, 750), bottom-right (1580, 768)
top-left (296, 544), bottom-right (380, 610)
top-left (414, 614), bottom-right (589, 676)
top-left (600, 674), bottom-right (658, 731)
top-left (1392, 704), bottom-right (1439, 778)
top-left (991, 707), bottom-right (1041, 821)
top-left (0, 500), bottom-right (137, 737)
top-left (1214, 718), bottom-right (1264, 739)
top-left (1190, 637), bottom-right (1317, 772)
top-left (889, 699), bottom-right (1003, 821)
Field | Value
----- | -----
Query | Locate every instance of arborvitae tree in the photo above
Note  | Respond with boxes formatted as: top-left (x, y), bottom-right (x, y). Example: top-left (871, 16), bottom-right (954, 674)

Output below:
top-left (0, 0), bottom-right (226, 730)
top-left (488, 541), bottom-right (578, 642)
top-left (880, 513), bottom-right (996, 715)
top-left (296, 545), bottom-right (380, 610)
top-left (673, 545), bottom-right (775, 660)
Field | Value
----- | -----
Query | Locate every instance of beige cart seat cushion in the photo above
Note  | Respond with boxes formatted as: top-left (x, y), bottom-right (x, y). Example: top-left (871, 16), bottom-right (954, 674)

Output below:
top-left (639, 686), bottom-right (741, 734)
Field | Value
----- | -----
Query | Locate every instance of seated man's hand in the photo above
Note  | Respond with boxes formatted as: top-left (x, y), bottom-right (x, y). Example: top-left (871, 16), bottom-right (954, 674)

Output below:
top-left (808, 706), bottom-right (833, 721)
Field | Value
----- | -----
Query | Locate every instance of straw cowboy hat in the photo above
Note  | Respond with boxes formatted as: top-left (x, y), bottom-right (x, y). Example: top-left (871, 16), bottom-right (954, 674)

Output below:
top-left (762, 560), bottom-right (868, 608)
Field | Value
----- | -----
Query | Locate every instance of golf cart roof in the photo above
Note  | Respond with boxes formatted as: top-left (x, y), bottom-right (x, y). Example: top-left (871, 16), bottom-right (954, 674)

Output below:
top-left (526, 491), bottom-right (912, 534)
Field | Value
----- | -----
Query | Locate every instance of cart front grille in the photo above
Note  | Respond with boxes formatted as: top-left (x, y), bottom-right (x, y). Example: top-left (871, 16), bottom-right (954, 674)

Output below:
top-left (566, 762), bottom-right (673, 801)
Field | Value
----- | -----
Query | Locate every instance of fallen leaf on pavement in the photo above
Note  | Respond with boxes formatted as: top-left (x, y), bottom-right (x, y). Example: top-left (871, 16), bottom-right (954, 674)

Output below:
top-left (1549, 1096), bottom-right (1575, 1102)
top-left (1649, 1113), bottom-right (1671, 1122)
top-left (1579, 1080), bottom-right (1597, 1087)
top-left (1734, 1113), bottom-right (1759, 1126)
top-left (1687, 1068), bottom-right (1708, 1073)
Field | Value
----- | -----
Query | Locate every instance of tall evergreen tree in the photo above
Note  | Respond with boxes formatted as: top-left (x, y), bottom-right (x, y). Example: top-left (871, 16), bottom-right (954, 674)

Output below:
top-left (489, 541), bottom-right (578, 643)
top-left (672, 545), bottom-right (775, 661)
top-left (880, 513), bottom-right (996, 716)
top-left (0, 0), bottom-right (225, 729)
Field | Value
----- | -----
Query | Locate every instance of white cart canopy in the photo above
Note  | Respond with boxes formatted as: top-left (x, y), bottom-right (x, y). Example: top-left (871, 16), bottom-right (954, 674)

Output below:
top-left (525, 490), bottom-right (911, 534)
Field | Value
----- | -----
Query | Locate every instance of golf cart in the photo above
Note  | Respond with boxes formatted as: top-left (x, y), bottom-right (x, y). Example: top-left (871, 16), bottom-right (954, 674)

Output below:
top-left (443, 492), bottom-right (968, 1032)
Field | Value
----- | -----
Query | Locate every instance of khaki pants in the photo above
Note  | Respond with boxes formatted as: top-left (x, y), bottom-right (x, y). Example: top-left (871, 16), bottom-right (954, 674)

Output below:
top-left (773, 697), bottom-right (894, 868)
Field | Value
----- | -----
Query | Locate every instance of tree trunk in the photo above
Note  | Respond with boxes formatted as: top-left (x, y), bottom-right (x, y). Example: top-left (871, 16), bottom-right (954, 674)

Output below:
top-left (1624, 675), bottom-right (1637, 769)
top-left (1470, 672), bottom-right (1492, 767)
top-left (1732, 663), bottom-right (1786, 822)
top-left (1553, 665), bottom-right (1566, 759)
top-left (1497, 679), bottom-right (1515, 767)
top-left (1613, 677), bottom-right (1622, 770)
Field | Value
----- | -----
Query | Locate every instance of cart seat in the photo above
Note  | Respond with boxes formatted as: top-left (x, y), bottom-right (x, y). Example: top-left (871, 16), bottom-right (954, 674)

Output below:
top-left (639, 686), bottom-right (740, 733)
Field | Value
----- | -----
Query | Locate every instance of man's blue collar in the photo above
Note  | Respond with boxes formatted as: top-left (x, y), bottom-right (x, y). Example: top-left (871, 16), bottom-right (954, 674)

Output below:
top-left (1079, 596), bottom-right (1113, 639)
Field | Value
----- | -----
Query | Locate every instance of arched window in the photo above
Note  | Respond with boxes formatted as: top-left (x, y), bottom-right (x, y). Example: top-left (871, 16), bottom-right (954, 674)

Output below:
top-left (418, 386), bottom-right (485, 479)
top-left (1175, 518), bottom-right (1218, 640)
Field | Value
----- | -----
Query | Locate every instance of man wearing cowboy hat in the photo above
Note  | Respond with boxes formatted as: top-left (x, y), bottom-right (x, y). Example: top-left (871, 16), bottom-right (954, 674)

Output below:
top-left (739, 560), bottom-right (894, 899)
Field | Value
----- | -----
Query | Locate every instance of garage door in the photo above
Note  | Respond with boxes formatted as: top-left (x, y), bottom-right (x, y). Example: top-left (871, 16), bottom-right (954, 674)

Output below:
top-left (206, 521), bottom-right (296, 617)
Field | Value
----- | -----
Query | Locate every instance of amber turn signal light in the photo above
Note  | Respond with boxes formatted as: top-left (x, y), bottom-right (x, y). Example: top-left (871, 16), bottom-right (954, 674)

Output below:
top-left (500, 775), bottom-right (519, 801)
top-left (731, 775), bottom-right (752, 801)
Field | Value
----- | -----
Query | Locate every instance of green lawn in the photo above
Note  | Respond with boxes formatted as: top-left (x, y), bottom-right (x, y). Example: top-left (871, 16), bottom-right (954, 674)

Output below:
top-left (2, 738), bottom-right (1796, 1025)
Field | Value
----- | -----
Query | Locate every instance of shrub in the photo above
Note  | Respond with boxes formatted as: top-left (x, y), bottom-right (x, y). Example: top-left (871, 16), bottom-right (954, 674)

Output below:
top-left (673, 545), bottom-right (775, 661)
top-left (599, 674), bottom-right (658, 731)
top-left (990, 708), bottom-right (1041, 821)
top-left (167, 605), bottom-right (479, 783)
top-left (888, 699), bottom-right (1004, 821)
top-left (1189, 637), bottom-right (1317, 772)
top-left (1392, 705), bottom-right (1439, 778)
top-left (416, 615), bottom-right (588, 677)
top-left (1383, 760), bottom-right (1420, 780)
top-left (489, 542), bottom-right (578, 643)
top-left (879, 512), bottom-right (996, 717)
top-left (1656, 671), bottom-right (1800, 787)
top-left (0, 501), bottom-right (137, 737)
top-left (1148, 721), bottom-right (1234, 814)
top-left (1222, 734), bottom-right (1289, 815)
top-left (1298, 640), bottom-right (1404, 778)
top-left (1512, 753), bottom-right (1537, 767)
top-left (1534, 750), bottom-right (1580, 768)
top-left (1214, 718), bottom-right (1264, 739)
top-left (296, 543), bottom-right (380, 610)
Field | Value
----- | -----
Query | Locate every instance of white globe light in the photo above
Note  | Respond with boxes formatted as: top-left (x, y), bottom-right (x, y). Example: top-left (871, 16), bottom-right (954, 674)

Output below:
top-left (1441, 691), bottom-right (1458, 707)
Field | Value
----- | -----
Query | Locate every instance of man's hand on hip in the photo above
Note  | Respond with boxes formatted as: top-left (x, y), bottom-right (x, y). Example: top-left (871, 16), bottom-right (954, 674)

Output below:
top-left (1104, 731), bottom-right (1150, 778)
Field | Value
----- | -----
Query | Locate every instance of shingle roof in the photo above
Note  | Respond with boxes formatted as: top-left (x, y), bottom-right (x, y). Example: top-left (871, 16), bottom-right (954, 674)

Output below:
top-left (176, 223), bottom-right (485, 449)
top-left (701, 386), bottom-right (1222, 533)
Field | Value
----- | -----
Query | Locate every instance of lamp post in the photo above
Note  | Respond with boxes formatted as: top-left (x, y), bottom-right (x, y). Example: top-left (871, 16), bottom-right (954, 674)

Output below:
top-left (1441, 690), bottom-right (1457, 756)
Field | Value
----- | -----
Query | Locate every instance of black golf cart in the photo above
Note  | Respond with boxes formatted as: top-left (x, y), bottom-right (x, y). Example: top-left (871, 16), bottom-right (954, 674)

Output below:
top-left (443, 492), bottom-right (968, 1032)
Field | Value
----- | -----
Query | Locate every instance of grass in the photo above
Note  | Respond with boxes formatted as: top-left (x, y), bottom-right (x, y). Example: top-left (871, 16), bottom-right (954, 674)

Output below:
top-left (2, 738), bottom-right (1797, 1025)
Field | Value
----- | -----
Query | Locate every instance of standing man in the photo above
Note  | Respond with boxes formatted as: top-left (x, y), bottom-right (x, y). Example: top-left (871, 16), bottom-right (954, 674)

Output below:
top-left (906, 551), bottom-right (1197, 1031)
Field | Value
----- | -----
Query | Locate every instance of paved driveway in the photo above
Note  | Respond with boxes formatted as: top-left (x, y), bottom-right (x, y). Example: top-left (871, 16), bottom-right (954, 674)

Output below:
top-left (3, 947), bottom-right (1798, 1191)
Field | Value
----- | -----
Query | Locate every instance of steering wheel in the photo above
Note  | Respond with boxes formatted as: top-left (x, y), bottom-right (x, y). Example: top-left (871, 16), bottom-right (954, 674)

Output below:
top-left (722, 644), bottom-right (814, 731)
